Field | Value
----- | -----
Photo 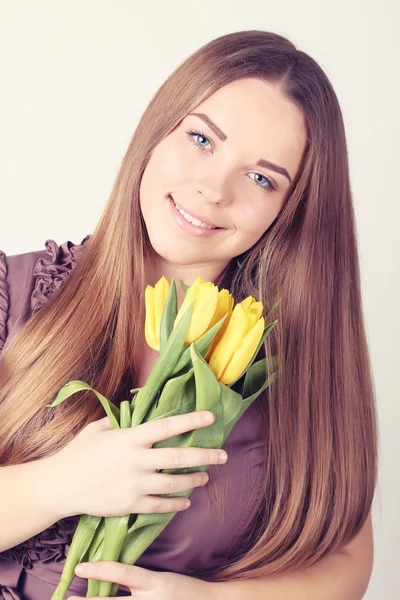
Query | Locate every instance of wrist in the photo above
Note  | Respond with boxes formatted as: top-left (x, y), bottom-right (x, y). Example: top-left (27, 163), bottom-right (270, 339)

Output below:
top-left (168, 572), bottom-right (212, 600)
top-left (32, 454), bottom-right (72, 521)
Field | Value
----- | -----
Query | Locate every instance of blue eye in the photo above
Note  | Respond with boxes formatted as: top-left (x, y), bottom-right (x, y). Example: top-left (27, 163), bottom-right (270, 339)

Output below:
top-left (248, 172), bottom-right (276, 193)
top-left (185, 129), bottom-right (276, 194)
top-left (186, 129), bottom-right (212, 151)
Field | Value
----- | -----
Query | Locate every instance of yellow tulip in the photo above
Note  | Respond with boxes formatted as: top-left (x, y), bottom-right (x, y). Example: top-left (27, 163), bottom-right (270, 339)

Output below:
top-left (208, 296), bottom-right (265, 384)
top-left (174, 276), bottom-right (234, 346)
top-left (204, 289), bottom-right (234, 361)
top-left (144, 276), bottom-right (170, 350)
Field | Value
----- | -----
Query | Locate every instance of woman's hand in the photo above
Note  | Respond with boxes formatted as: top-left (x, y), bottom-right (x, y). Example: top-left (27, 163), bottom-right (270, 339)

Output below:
top-left (49, 410), bottom-right (228, 519)
top-left (68, 561), bottom-right (209, 600)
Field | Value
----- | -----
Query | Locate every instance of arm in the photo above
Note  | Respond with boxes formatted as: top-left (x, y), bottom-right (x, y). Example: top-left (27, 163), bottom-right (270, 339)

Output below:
top-left (0, 457), bottom-right (63, 552)
top-left (206, 511), bottom-right (374, 600)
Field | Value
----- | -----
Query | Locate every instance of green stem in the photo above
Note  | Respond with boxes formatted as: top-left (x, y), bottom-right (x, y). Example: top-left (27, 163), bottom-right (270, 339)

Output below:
top-left (131, 302), bottom-right (195, 426)
top-left (86, 577), bottom-right (100, 597)
top-left (50, 515), bottom-right (101, 600)
top-left (97, 401), bottom-right (131, 597)
top-left (85, 519), bottom-right (105, 597)
top-left (97, 515), bottom-right (129, 596)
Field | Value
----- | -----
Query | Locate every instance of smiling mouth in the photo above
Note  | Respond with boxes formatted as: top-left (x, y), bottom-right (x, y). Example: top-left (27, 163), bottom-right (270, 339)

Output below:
top-left (169, 195), bottom-right (224, 230)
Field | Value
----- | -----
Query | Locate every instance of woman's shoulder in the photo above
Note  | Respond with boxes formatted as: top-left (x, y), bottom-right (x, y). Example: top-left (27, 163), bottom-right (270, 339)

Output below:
top-left (0, 234), bottom-right (91, 352)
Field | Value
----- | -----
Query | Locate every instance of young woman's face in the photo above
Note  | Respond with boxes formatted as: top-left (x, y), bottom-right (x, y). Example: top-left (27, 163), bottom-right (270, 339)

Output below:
top-left (140, 77), bottom-right (307, 272)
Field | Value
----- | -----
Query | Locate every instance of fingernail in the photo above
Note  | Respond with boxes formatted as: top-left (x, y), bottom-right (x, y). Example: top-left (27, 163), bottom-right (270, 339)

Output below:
top-left (219, 451), bottom-right (228, 462)
top-left (75, 564), bottom-right (86, 574)
top-left (203, 412), bottom-right (214, 423)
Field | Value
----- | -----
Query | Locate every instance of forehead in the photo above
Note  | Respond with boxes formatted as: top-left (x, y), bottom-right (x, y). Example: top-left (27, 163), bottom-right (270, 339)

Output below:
top-left (192, 78), bottom-right (307, 178)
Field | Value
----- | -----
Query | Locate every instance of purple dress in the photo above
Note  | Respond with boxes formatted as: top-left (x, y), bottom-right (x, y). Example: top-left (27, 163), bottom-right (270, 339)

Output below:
top-left (0, 237), bottom-right (267, 599)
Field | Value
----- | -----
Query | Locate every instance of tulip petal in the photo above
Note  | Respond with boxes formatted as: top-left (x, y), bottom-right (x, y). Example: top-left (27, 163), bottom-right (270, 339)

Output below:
top-left (249, 300), bottom-right (264, 320)
top-left (145, 285), bottom-right (159, 350)
top-left (239, 296), bottom-right (256, 311)
top-left (185, 286), bottom-right (219, 344)
top-left (173, 277), bottom-right (202, 328)
top-left (220, 317), bottom-right (265, 384)
top-left (240, 297), bottom-right (264, 329)
top-left (209, 289), bottom-right (233, 327)
top-left (204, 289), bottom-right (234, 361)
top-left (174, 277), bottom-right (220, 345)
top-left (208, 304), bottom-right (248, 380)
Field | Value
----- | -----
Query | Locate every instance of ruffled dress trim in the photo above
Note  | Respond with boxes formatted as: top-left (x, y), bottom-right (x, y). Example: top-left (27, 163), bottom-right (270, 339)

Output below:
top-left (1, 235), bottom-right (91, 572)
top-left (31, 235), bottom-right (91, 314)
top-left (2, 516), bottom-right (80, 570)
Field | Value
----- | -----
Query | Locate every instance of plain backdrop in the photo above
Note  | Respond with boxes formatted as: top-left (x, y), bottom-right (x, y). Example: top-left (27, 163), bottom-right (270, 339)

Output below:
top-left (0, 1), bottom-right (399, 598)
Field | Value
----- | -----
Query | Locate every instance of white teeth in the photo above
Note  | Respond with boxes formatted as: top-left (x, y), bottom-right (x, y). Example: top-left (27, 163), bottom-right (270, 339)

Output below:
top-left (173, 200), bottom-right (217, 229)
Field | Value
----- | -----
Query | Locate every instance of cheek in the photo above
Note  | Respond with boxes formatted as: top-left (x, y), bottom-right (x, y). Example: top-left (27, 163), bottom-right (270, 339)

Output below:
top-left (234, 198), bottom-right (277, 238)
top-left (149, 139), bottom-right (194, 186)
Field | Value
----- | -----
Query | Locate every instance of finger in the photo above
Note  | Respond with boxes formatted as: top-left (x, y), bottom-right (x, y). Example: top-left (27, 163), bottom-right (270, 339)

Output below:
top-left (135, 410), bottom-right (215, 447)
top-left (139, 470), bottom-right (209, 494)
top-left (74, 561), bottom-right (154, 589)
top-left (134, 493), bottom-right (191, 514)
top-left (142, 446), bottom-right (227, 470)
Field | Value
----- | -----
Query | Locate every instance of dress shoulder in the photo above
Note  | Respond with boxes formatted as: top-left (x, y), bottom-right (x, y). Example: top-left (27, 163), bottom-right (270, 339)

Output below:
top-left (0, 235), bottom-right (91, 354)
top-left (30, 235), bottom-right (90, 314)
top-left (0, 234), bottom-right (92, 589)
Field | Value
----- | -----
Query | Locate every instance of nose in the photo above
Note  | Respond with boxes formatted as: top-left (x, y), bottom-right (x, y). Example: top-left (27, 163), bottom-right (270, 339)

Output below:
top-left (196, 184), bottom-right (230, 207)
top-left (195, 162), bottom-right (234, 207)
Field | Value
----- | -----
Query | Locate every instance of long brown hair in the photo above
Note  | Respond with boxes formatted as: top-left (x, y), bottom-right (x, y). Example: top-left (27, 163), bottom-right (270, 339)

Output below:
top-left (0, 30), bottom-right (377, 580)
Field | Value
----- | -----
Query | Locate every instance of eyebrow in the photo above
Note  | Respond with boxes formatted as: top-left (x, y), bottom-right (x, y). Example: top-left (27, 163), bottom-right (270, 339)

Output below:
top-left (189, 112), bottom-right (293, 184)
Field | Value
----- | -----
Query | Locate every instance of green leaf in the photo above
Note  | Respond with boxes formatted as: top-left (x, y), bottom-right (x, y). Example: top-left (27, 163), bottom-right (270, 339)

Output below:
top-left (150, 369), bottom-right (194, 421)
top-left (180, 280), bottom-right (189, 293)
top-left (47, 380), bottom-right (120, 429)
top-left (159, 278), bottom-right (178, 354)
top-left (151, 377), bottom-right (197, 451)
top-left (240, 358), bottom-right (278, 415)
top-left (131, 300), bottom-right (195, 426)
top-left (218, 382), bottom-right (244, 434)
top-left (120, 512), bottom-right (177, 567)
top-left (171, 314), bottom-right (228, 376)
top-left (142, 389), bottom-right (161, 422)
top-left (187, 343), bottom-right (224, 449)
top-left (126, 511), bottom-right (164, 535)
top-left (266, 298), bottom-right (281, 318)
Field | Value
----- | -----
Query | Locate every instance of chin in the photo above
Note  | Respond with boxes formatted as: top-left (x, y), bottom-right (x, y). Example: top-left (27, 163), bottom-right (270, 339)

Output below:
top-left (145, 232), bottom-right (188, 265)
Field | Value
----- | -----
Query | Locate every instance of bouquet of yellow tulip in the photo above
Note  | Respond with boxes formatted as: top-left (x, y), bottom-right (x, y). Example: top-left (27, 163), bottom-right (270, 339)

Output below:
top-left (49, 275), bottom-right (279, 599)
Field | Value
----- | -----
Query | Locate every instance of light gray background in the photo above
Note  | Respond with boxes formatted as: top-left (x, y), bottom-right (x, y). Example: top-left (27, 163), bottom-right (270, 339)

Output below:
top-left (1, 1), bottom-right (398, 598)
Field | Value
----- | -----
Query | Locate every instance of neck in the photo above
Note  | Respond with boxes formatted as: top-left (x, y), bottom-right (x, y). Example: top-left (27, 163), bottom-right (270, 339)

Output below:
top-left (144, 254), bottom-right (231, 308)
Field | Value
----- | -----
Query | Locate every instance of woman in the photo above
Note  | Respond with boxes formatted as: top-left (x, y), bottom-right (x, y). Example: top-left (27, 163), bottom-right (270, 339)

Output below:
top-left (0, 30), bottom-right (377, 599)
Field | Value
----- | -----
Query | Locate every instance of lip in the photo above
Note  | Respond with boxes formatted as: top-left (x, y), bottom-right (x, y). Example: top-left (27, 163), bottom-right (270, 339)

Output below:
top-left (169, 195), bottom-right (224, 229)
top-left (169, 195), bottom-right (225, 238)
